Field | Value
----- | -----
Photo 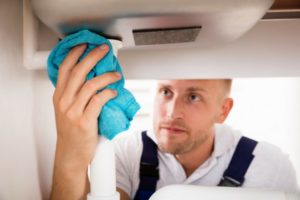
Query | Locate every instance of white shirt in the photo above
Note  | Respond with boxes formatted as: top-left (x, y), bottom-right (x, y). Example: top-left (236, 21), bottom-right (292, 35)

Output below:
top-left (113, 124), bottom-right (298, 199)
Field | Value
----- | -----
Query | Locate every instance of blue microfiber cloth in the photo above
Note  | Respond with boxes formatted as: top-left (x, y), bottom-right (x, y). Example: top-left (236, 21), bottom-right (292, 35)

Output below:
top-left (47, 30), bottom-right (140, 140)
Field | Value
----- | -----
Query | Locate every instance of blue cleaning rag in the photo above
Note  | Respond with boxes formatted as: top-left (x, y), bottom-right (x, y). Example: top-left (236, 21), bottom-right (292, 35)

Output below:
top-left (47, 30), bottom-right (140, 140)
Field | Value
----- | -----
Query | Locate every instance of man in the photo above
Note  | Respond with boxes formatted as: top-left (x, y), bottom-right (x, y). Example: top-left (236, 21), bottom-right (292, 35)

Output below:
top-left (50, 44), bottom-right (298, 200)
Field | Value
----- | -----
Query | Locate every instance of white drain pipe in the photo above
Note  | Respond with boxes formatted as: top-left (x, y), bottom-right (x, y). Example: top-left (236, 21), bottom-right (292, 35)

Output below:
top-left (87, 137), bottom-right (120, 200)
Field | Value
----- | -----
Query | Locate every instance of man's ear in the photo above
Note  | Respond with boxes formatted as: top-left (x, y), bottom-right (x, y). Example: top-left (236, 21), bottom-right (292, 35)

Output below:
top-left (216, 98), bottom-right (233, 123)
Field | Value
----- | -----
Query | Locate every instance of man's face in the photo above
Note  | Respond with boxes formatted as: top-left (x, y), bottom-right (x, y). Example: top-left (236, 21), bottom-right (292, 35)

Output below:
top-left (153, 80), bottom-right (229, 155)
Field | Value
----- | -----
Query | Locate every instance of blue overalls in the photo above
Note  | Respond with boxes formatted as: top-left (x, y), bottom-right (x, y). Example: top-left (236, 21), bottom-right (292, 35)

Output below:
top-left (134, 131), bottom-right (258, 200)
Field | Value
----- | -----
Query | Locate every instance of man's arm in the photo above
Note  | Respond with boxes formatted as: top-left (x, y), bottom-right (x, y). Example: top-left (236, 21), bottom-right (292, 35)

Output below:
top-left (50, 43), bottom-right (122, 200)
top-left (117, 188), bottom-right (130, 200)
top-left (274, 155), bottom-right (299, 193)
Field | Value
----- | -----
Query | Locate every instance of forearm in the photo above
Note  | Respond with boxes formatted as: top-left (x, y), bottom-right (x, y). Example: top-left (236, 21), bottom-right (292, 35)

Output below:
top-left (50, 161), bottom-right (90, 200)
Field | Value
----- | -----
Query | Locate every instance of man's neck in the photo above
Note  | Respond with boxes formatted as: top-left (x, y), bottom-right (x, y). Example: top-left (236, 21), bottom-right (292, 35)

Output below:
top-left (175, 132), bottom-right (215, 178)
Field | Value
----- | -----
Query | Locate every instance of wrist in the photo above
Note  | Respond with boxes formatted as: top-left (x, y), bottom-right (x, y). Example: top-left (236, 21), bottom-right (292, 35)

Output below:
top-left (54, 152), bottom-right (89, 177)
top-left (54, 140), bottom-right (91, 173)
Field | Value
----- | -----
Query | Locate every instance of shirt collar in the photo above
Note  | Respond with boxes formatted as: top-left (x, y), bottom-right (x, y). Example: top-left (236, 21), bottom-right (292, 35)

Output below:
top-left (212, 124), bottom-right (238, 158)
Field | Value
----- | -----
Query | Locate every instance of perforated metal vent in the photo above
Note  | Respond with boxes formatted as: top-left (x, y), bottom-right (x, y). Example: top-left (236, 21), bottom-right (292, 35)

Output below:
top-left (133, 27), bottom-right (201, 45)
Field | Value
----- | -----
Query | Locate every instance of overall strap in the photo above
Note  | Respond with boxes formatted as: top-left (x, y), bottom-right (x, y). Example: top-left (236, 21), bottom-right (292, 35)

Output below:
top-left (134, 131), bottom-right (159, 200)
top-left (218, 136), bottom-right (258, 187)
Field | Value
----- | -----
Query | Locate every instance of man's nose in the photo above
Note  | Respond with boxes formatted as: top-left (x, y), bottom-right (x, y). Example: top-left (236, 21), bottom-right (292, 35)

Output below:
top-left (166, 97), bottom-right (184, 119)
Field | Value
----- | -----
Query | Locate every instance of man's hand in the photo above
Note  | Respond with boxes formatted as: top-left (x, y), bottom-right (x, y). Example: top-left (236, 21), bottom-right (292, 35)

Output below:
top-left (50, 44), bottom-right (121, 200)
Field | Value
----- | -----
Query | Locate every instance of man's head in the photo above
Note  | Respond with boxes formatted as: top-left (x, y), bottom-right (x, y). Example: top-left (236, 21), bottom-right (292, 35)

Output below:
top-left (153, 79), bottom-right (233, 155)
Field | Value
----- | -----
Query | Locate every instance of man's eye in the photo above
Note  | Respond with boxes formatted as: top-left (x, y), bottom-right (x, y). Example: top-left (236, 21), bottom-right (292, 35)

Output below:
top-left (189, 94), bottom-right (200, 101)
top-left (162, 89), bottom-right (170, 96)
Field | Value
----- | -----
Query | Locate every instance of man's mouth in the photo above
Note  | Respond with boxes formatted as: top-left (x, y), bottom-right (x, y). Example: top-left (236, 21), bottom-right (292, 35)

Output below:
top-left (160, 126), bottom-right (187, 134)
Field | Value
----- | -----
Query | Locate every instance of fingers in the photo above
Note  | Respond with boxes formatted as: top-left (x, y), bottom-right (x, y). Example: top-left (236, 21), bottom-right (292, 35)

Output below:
top-left (70, 72), bottom-right (121, 115)
top-left (54, 44), bottom-right (87, 101)
top-left (83, 89), bottom-right (117, 122)
top-left (61, 44), bottom-right (110, 107)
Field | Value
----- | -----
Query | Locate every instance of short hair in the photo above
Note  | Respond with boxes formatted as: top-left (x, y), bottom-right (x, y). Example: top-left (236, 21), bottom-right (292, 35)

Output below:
top-left (224, 79), bottom-right (232, 94)
top-left (220, 79), bottom-right (232, 98)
